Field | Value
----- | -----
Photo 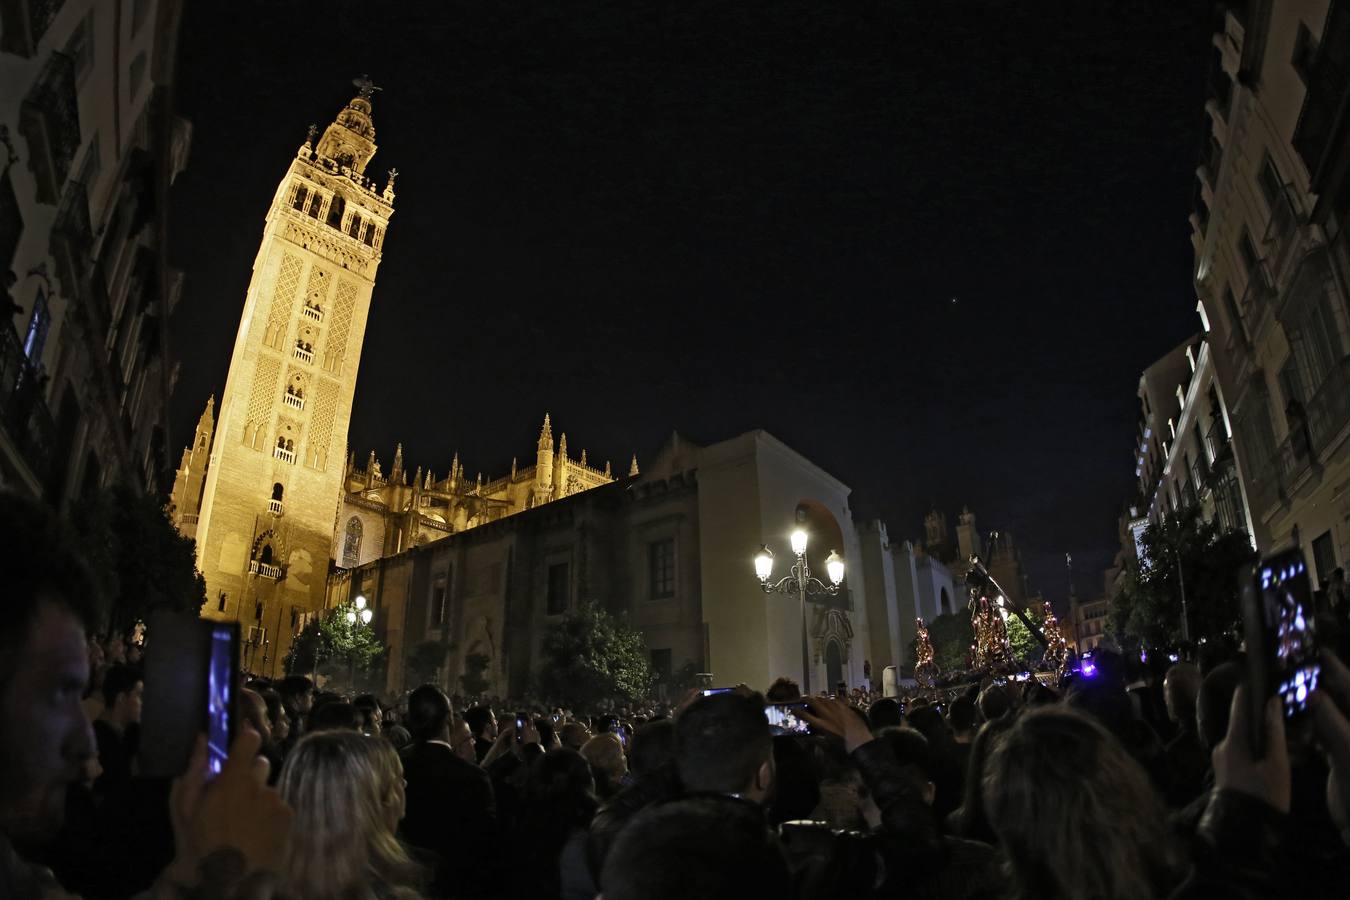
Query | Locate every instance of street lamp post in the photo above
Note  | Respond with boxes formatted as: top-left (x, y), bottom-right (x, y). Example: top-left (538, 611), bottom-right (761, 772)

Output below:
top-left (753, 529), bottom-right (845, 696)
top-left (345, 594), bottom-right (374, 694)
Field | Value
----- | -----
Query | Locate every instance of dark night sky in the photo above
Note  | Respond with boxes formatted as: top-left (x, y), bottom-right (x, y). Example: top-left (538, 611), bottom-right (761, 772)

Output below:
top-left (169, 1), bottom-right (1213, 609)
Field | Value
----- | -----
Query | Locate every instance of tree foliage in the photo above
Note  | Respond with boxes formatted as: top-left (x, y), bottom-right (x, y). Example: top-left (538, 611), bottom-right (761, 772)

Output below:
top-left (911, 613), bottom-right (973, 673)
top-left (1109, 507), bottom-right (1255, 648)
top-left (404, 640), bottom-right (445, 690)
top-left (1005, 605), bottom-right (1047, 667)
top-left (536, 600), bottom-right (653, 709)
top-left (461, 652), bottom-right (491, 697)
top-left (285, 603), bottom-right (388, 694)
top-left (74, 485), bottom-right (206, 634)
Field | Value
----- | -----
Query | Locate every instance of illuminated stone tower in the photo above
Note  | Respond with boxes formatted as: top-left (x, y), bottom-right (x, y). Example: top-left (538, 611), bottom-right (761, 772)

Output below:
top-left (193, 79), bottom-right (395, 675)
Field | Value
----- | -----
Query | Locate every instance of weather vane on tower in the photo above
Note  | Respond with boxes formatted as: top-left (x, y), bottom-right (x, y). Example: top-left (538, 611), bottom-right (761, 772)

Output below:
top-left (352, 74), bottom-right (382, 100)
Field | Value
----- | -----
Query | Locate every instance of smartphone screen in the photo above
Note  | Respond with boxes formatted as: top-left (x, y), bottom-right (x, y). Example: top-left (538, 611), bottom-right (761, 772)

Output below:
top-left (140, 614), bottom-right (239, 780)
top-left (515, 714), bottom-right (527, 742)
top-left (765, 701), bottom-right (811, 735)
top-left (206, 625), bottom-right (235, 778)
top-left (700, 687), bottom-right (734, 697)
top-left (1260, 552), bottom-right (1320, 718)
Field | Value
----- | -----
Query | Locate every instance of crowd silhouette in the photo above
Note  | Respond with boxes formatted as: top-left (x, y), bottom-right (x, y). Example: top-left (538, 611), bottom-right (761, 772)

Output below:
top-left (5, 488), bottom-right (1350, 899)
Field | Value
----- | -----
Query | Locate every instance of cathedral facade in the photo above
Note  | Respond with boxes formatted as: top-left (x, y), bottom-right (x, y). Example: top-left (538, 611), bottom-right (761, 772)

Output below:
top-left (333, 415), bottom-right (619, 570)
top-left (171, 82), bottom-right (396, 675)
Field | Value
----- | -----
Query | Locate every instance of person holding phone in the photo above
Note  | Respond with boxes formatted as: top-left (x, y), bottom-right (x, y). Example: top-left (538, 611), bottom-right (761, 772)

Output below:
top-left (0, 491), bottom-right (294, 898)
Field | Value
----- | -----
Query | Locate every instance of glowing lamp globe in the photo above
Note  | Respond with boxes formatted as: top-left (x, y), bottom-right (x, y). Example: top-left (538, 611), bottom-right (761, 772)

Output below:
top-left (754, 545), bottom-right (774, 581)
top-left (360, 607), bottom-right (373, 625)
top-left (825, 550), bottom-right (845, 586)
top-left (790, 529), bottom-right (808, 557)
top-left (355, 595), bottom-right (367, 611)
top-left (346, 610), bottom-right (357, 624)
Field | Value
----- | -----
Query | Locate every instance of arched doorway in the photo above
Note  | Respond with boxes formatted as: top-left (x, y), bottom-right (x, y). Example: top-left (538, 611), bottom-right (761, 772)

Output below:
top-left (825, 640), bottom-right (844, 693)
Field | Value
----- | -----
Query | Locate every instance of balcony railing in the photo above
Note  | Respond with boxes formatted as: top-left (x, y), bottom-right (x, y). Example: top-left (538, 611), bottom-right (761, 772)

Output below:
top-left (273, 446), bottom-right (295, 464)
top-left (282, 392), bottom-right (304, 410)
top-left (19, 50), bottom-right (81, 203)
top-left (293, 346), bottom-right (313, 364)
top-left (1306, 356), bottom-right (1350, 454)
top-left (1211, 464), bottom-right (1246, 536)
top-left (301, 305), bottom-right (323, 322)
top-left (50, 180), bottom-right (92, 299)
top-left (1243, 359), bottom-right (1350, 520)
top-left (1, 0), bottom-right (68, 56)
top-left (268, 499), bottom-right (283, 516)
top-left (249, 560), bottom-right (282, 579)
top-left (180, 513), bottom-right (198, 525)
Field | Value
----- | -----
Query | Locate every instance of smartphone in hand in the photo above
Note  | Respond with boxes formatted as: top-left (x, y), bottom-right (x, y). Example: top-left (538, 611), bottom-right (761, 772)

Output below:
top-left (765, 701), bottom-right (812, 735)
top-left (1242, 549), bottom-right (1320, 757)
top-left (139, 613), bottom-right (240, 780)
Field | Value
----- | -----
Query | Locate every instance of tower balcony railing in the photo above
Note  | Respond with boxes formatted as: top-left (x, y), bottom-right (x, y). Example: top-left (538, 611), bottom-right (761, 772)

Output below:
top-left (180, 513), bottom-right (199, 525)
top-left (282, 392), bottom-right (304, 410)
top-left (273, 446), bottom-right (295, 464)
top-left (19, 50), bottom-right (81, 203)
top-left (293, 346), bottom-right (314, 365)
top-left (268, 499), bottom-right (284, 516)
top-left (249, 560), bottom-right (282, 579)
top-left (301, 305), bottom-right (324, 322)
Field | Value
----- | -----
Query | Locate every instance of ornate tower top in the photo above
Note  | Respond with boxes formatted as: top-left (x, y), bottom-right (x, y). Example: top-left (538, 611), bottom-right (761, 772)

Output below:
top-left (629, 454), bottom-right (639, 477)
top-left (313, 76), bottom-right (380, 175)
top-left (538, 413), bottom-right (553, 448)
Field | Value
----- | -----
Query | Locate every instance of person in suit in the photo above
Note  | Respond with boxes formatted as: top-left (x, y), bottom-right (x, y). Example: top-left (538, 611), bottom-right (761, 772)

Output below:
top-left (398, 684), bottom-right (498, 899)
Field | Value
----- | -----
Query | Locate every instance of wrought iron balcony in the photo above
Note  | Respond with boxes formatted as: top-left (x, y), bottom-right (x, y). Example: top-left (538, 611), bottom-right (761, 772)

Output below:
top-left (180, 513), bottom-right (199, 525)
top-left (273, 446), bottom-right (295, 464)
top-left (282, 392), bottom-right (304, 410)
top-left (1, 0), bottom-right (68, 57)
top-left (19, 50), bottom-right (81, 204)
top-left (1306, 356), bottom-right (1350, 455)
top-left (293, 345), bottom-right (313, 365)
top-left (268, 499), bottom-right (284, 516)
top-left (49, 180), bottom-right (92, 299)
top-left (301, 304), bottom-right (323, 322)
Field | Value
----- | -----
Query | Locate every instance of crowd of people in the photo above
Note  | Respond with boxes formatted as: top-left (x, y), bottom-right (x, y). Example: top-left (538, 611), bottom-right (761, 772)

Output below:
top-left (7, 489), bottom-right (1350, 899)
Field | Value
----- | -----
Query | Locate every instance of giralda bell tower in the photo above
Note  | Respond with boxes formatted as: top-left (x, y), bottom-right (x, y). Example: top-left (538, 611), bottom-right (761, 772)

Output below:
top-left (194, 78), bottom-right (395, 675)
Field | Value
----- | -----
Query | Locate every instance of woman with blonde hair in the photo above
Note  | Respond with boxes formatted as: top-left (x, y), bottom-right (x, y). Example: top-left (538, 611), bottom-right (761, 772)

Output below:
top-left (277, 730), bottom-right (426, 900)
top-left (580, 731), bottom-right (628, 800)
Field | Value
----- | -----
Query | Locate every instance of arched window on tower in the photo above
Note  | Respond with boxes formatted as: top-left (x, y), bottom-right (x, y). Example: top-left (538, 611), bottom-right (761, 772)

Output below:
top-left (292, 186), bottom-right (308, 211)
top-left (307, 192), bottom-right (321, 219)
top-left (326, 193), bottom-right (346, 230)
top-left (272, 483), bottom-right (284, 502)
top-left (363, 224), bottom-right (375, 246)
top-left (260, 544), bottom-right (274, 565)
top-left (347, 213), bottom-right (362, 239)
top-left (343, 516), bottom-right (363, 568)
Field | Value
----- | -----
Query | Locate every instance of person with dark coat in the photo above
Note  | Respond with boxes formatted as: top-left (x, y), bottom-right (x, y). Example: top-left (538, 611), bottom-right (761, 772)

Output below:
top-left (398, 684), bottom-right (498, 899)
